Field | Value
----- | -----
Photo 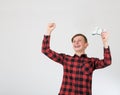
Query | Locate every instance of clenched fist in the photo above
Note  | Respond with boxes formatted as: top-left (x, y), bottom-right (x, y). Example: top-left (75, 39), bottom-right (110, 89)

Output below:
top-left (101, 32), bottom-right (109, 48)
top-left (46, 23), bottom-right (56, 35)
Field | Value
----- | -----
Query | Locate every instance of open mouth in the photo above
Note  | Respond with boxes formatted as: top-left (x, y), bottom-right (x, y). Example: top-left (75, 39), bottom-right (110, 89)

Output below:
top-left (74, 45), bottom-right (81, 48)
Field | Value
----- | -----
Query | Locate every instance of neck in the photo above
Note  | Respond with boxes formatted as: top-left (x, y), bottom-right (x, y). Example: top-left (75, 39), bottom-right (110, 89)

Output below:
top-left (75, 51), bottom-right (85, 56)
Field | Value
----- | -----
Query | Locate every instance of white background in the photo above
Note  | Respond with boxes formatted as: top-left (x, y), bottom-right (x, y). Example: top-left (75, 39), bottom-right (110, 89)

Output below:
top-left (0, 0), bottom-right (120, 95)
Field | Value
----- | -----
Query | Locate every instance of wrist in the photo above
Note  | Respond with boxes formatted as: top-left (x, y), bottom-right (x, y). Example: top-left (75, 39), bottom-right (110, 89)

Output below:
top-left (46, 31), bottom-right (51, 35)
top-left (103, 42), bottom-right (108, 48)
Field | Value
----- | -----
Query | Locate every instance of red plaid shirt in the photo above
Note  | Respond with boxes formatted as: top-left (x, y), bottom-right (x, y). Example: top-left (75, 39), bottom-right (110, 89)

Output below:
top-left (41, 35), bottom-right (112, 95)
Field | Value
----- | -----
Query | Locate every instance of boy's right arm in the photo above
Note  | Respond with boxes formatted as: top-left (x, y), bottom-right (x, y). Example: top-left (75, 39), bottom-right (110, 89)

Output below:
top-left (41, 23), bottom-right (65, 65)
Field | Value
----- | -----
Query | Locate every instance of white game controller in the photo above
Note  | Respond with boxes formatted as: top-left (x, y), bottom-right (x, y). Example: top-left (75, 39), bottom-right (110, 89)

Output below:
top-left (92, 26), bottom-right (103, 35)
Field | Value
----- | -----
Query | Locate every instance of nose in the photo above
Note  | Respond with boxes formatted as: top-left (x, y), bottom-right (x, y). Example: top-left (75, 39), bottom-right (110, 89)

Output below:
top-left (74, 41), bottom-right (79, 45)
top-left (76, 41), bottom-right (80, 44)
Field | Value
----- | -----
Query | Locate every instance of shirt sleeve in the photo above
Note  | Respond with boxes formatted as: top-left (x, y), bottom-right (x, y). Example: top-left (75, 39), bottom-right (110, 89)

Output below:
top-left (41, 35), bottom-right (65, 65)
top-left (92, 47), bottom-right (112, 70)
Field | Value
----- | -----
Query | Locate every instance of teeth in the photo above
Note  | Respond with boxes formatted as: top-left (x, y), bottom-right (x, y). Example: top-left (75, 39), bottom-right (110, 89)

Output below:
top-left (75, 46), bottom-right (80, 48)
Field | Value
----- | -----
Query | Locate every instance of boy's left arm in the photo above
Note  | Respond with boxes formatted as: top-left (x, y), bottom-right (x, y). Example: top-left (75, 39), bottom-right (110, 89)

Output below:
top-left (93, 32), bottom-right (112, 69)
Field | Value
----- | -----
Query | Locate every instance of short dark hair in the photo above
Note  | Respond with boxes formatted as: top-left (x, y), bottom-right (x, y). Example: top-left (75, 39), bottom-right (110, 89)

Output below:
top-left (71, 34), bottom-right (88, 43)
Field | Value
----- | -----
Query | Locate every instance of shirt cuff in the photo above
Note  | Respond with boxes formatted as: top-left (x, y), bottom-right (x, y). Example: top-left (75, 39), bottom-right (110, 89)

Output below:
top-left (44, 35), bottom-right (50, 38)
top-left (104, 46), bottom-right (110, 51)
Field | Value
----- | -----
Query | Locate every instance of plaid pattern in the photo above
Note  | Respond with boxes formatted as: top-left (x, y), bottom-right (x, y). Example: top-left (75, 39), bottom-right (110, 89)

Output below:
top-left (41, 35), bottom-right (112, 95)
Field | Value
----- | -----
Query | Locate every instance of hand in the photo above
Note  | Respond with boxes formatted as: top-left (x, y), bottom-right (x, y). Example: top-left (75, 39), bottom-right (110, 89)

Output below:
top-left (101, 31), bottom-right (109, 48)
top-left (46, 23), bottom-right (56, 35)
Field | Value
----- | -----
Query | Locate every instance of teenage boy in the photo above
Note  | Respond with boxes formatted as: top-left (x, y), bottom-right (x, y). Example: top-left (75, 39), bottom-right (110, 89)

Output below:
top-left (41, 23), bottom-right (112, 95)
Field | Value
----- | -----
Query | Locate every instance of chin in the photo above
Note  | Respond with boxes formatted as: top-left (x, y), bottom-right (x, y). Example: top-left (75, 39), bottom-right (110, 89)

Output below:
top-left (74, 49), bottom-right (81, 52)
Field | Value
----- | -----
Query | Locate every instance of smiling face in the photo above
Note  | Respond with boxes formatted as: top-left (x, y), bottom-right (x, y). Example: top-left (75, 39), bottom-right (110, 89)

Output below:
top-left (72, 35), bottom-right (88, 53)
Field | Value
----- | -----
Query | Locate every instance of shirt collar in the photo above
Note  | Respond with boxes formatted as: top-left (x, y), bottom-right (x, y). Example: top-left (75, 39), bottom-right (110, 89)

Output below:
top-left (73, 54), bottom-right (87, 58)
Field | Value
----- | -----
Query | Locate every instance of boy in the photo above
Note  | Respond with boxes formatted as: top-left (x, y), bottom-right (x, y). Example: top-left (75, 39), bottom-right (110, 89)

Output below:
top-left (41, 23), bottom-right (112, 95)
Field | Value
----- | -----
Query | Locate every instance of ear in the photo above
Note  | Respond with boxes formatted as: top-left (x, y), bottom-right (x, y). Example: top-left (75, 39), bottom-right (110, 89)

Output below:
top-left (85, 43), bottom-right (88, 48)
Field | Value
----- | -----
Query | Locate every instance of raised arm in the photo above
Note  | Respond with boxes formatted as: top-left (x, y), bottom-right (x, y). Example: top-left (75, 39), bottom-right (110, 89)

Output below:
top-left (41, 23), bottom-right (65, 65)
top-left (93, 31), bottom-right (112, 69)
